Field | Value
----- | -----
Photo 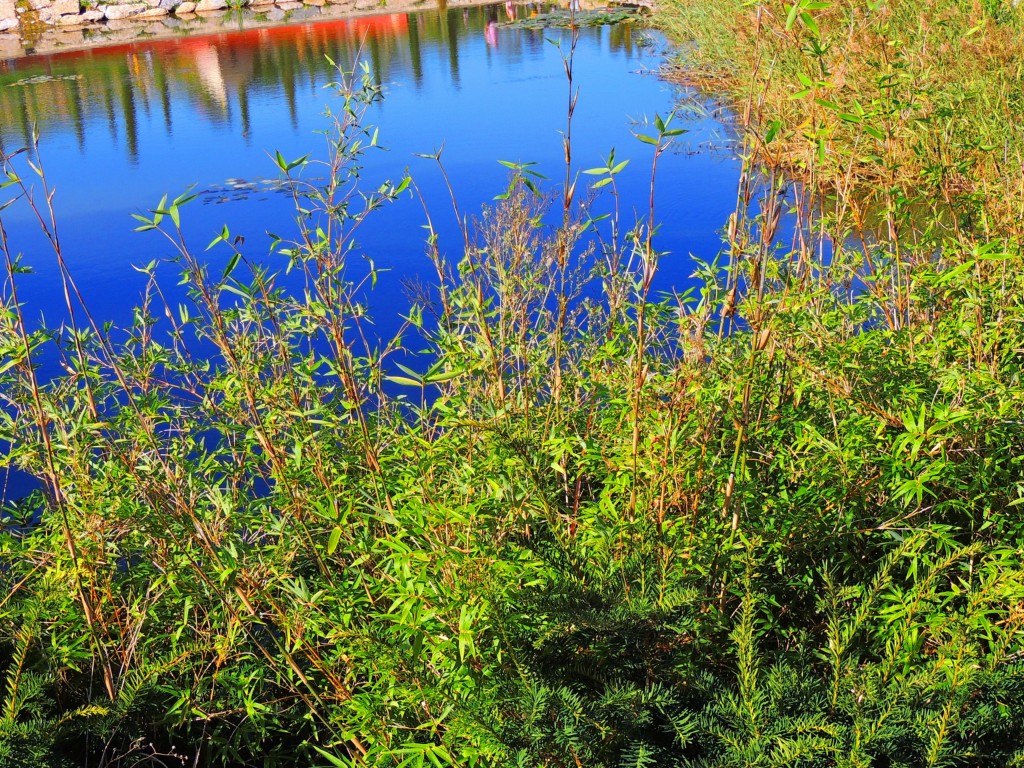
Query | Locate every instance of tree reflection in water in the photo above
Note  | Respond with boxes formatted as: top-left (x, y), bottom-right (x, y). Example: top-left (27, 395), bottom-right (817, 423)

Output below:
top-left (0, 2), bottom-right (640, 161)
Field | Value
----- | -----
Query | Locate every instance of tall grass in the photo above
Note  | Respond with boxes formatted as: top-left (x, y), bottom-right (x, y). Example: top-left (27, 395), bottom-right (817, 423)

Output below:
top-left (0, 5), bottom-right (1023, 765)
top-left (659, 0), bottom-right (1024, 263)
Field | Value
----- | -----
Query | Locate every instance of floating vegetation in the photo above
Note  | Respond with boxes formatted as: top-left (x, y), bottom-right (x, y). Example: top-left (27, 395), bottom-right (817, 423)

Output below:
top-left (199, 176), bottom-right (315, 204)
top-left (7, 73), bottom-right (83, 87)
top-left (502, 7), bottom-right (648, 29)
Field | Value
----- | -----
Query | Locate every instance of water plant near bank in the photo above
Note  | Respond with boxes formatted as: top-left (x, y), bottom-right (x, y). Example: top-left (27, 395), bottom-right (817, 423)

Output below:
top-left (501, 9), bottom-right (647, 30)
top-left (1, 0), bottom-right (1024, 764)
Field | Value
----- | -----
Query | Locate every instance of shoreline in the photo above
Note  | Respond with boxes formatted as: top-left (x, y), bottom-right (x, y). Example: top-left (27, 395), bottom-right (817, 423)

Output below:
top-left (0, 0), bottom-right (647, 60)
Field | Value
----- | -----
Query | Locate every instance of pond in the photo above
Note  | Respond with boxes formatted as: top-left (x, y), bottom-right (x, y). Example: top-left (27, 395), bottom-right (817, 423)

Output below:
top-left (0, 1), bottom-right (741, 315)
top-left (0, 0), bottom-right (741, 499)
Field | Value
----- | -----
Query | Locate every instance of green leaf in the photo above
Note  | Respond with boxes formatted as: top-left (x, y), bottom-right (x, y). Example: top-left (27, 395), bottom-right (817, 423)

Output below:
top-left (800, 11), bottom-right (819, 36)
top-left (386, 376), bottom-right (424, 387)
top-left (207, 224), bottom-right (230, 251)
top-left (327, 527), bottom-right (342, 556)
top-left (785, 1), bottom-right (800, 29)
top-left (152, 194), bottom-right (167, 226)
top-left (172, 187), bottom-right (198, 207)
top-left (0, 353), bottom-right (25, 376)
top-left (424, 367), bottom-right (466, 383)
top-left (312, 747), bottom-right (353, 768)
top-left (222, 252), bottom-right (241, 280)
top-left (395, 362), bottom-right (423, 381)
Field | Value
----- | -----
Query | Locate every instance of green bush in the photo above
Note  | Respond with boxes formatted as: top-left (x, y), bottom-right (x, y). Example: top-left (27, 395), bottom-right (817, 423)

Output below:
top-left (0, 33), bottom-right (1022, 767)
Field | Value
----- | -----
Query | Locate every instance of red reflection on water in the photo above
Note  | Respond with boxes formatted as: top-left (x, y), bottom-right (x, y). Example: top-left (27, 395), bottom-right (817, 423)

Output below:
top-left (6, 12), bottom-right (409, 71)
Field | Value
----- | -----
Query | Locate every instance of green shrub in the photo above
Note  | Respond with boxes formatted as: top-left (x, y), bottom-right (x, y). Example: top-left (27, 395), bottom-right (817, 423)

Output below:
top-left (0, 29), bottom-right (1023, 766)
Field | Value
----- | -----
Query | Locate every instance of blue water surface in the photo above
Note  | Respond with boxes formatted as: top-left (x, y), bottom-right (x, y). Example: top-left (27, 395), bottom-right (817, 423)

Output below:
top-left (0, 2), bottom-right (742, 500)
top-left (1, 3), bottom-right (739, 322)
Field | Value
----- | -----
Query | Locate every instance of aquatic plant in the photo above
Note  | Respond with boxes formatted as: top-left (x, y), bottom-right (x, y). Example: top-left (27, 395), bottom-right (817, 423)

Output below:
top-left (501, 9), bottom-right (647, 30)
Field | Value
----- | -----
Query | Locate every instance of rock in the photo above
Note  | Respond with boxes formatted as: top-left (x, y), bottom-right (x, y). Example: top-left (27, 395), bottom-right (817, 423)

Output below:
top-left (53, 26), bottom-right (84, 41)
top-left (0, 16), bottom-right (15, 29)
top-left (57, 13), bottom-right (86, 23)
top-left (51, 0), bottom-right (80, 15)
top-left (138, 5), bottom-right (167, 14)
top-left (264, 5), bottom-right (283, 19)
top-left (172, 0), bottom-right (194, 11)
top-left (80, 7), bottom-right (103, 18)
top-left (193, 0), bottom-right (225, 10)
top-left (100, 2), bottom-right (147, 18)
top-left (0, 0), bottom-right (15, 20)
top-left (0, 31), bottom-right (22, 55)
top-left (304, 0), bottom-right (325, 6)
top-left (276, 1), bottom-right (302, 8)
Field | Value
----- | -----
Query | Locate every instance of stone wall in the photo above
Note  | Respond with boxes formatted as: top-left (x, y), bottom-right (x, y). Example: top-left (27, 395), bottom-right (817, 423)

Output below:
top-left (2, 0), bottom-right (240, 33)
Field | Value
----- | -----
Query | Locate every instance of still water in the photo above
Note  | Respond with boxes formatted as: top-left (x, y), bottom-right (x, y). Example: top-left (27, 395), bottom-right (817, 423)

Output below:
top-left (0, 3), bottom-right (739, 330)
top-left (0, 4), bottom-right (740, 499)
